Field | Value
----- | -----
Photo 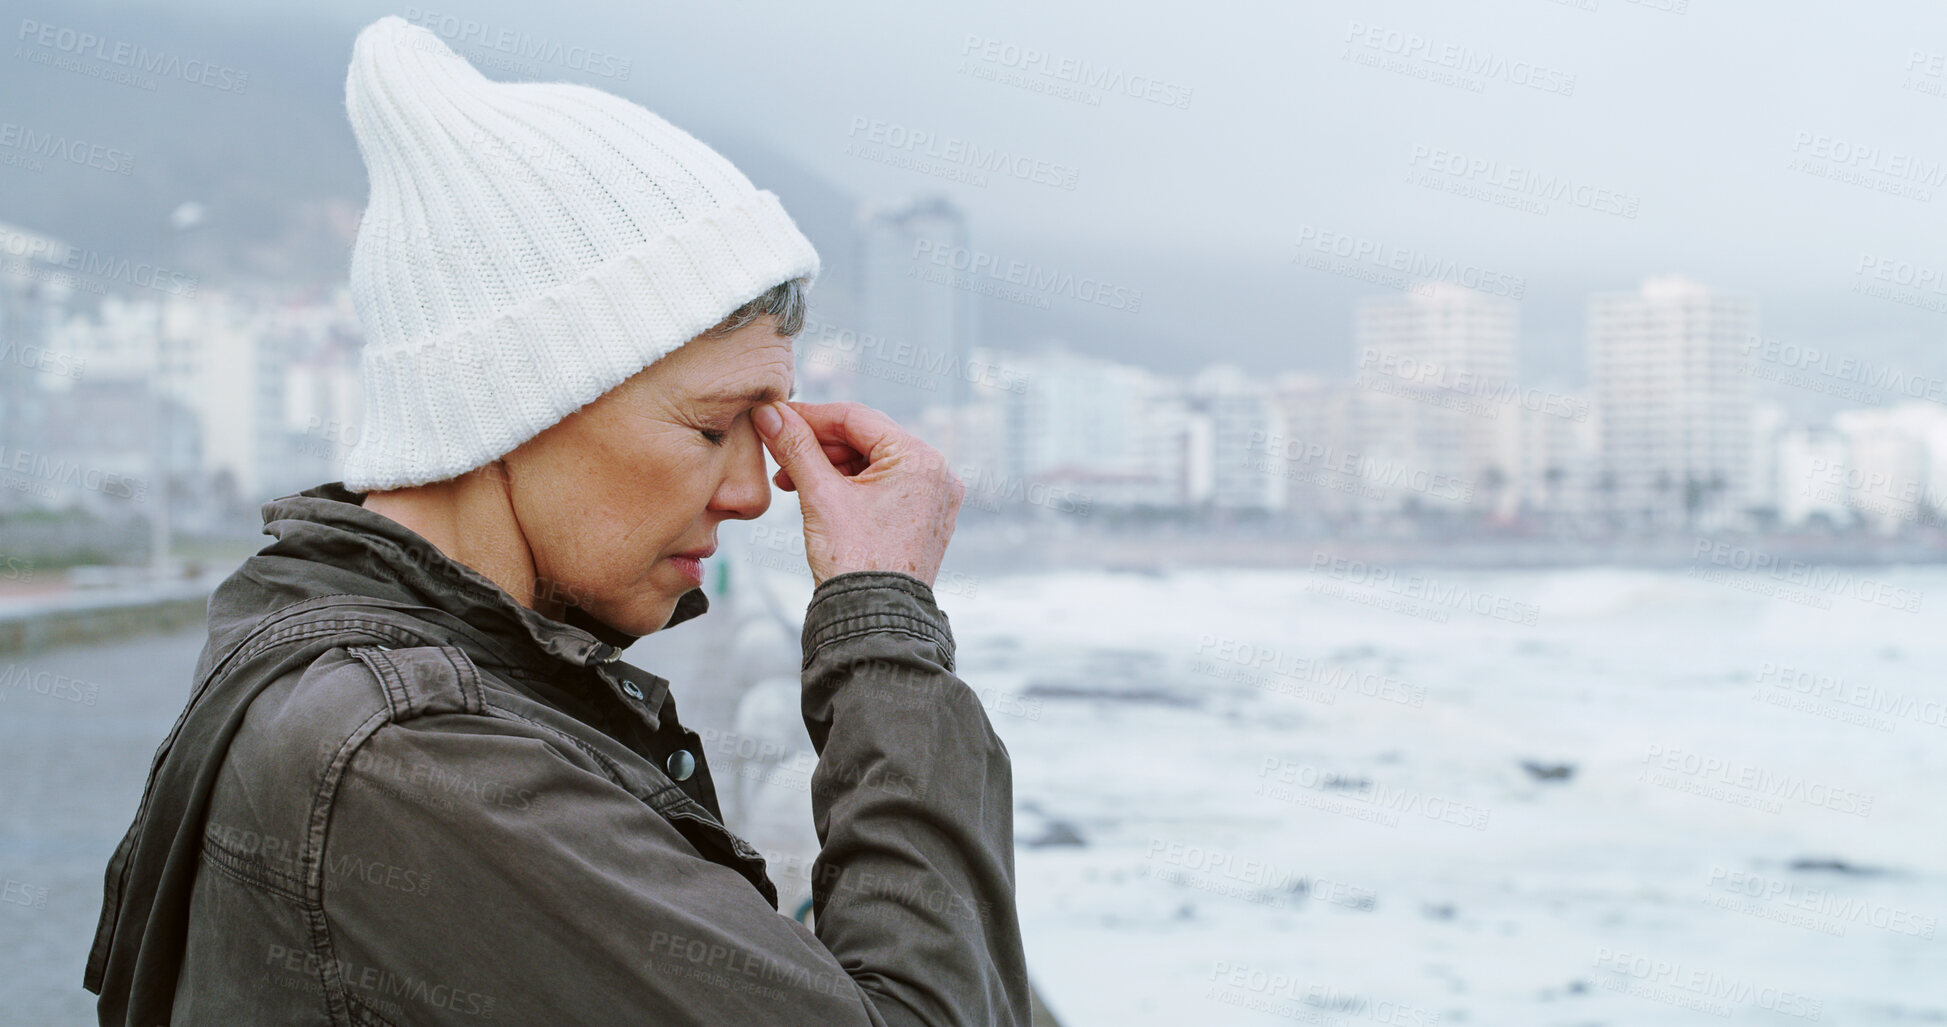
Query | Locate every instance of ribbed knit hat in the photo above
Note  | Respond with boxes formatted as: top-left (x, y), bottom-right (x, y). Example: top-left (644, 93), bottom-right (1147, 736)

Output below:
top-left (338, 15), bottom-right (821, 491)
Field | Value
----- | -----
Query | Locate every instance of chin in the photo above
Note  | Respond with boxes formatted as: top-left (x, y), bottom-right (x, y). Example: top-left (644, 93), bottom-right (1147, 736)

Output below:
top-left (590, 593), bottom-right (679, 637)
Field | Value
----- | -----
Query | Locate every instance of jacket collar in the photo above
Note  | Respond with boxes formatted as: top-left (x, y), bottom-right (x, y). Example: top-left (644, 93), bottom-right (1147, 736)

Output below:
top-left (255, 482), bottom-right (707, 671)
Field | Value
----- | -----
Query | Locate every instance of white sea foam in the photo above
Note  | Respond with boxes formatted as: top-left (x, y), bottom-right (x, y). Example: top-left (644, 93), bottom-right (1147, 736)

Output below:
top-left (946, 564), bottom-right (1947, 1026)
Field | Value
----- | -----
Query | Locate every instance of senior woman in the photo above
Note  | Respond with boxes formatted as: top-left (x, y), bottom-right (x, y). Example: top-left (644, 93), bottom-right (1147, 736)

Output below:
top-left (85, 16), bottom-right (1028, 1027)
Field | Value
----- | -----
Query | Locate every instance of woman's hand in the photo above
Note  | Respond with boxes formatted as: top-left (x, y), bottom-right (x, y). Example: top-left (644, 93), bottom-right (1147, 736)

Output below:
top-left (751, 400), bottom-right (965, 588)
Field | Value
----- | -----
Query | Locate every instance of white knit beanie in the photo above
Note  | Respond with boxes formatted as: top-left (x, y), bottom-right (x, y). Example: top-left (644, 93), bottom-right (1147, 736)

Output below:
top-left (338, 15), bottom-right (821, 491)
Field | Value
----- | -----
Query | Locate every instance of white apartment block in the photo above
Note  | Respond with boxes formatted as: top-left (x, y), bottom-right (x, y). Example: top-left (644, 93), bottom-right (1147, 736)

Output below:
top-left (1354, 282), bottom-right (1518, 513)
top-left (1775, 427), bottom-right (1852, 528)
top-left (1589, 276), bottom-right (1757, 530)
top-left (1192, 364), bottom-right (1283, 512)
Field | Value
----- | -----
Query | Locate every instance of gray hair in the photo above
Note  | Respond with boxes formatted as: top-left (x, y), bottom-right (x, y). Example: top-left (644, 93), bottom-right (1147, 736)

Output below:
top-left (701, 276), bottom-right (808, 339)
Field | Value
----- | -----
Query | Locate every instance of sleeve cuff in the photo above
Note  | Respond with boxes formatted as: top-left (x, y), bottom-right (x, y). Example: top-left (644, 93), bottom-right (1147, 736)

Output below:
top-left (801, 570), bottom-right (956, 672)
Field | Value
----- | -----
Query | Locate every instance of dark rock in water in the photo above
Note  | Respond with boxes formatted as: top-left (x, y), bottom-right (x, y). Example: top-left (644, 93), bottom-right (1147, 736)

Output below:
top-left (1024, 819), bottom-right (1086, 848)
top-left (1788, 858), bottom-right (1884, 876)
top-left (1521, 760), bottom-right (1576, 782)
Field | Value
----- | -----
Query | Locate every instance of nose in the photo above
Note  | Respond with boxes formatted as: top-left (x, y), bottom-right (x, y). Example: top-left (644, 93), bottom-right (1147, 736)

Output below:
top-left (709, 418), bottom-right (773, 521)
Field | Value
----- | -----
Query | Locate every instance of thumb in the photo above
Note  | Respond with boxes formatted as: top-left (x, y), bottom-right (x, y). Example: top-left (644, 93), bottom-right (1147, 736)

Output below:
top-left (754, 401), bottom-right (838, 495)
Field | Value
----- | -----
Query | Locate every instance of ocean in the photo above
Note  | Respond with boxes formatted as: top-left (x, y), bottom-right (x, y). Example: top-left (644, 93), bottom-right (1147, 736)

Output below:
top-left (4, 562), bottom-right (1940, 1025)
top-left (937, 564), bottom-right (1946, 1025)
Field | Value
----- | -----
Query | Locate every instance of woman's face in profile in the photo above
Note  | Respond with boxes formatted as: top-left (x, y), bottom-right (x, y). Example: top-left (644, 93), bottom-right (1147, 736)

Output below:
top-left (500, 317), bottom-right (795, 635)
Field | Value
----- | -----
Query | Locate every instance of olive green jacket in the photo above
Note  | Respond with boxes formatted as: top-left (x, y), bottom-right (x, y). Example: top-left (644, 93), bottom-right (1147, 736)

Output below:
top-left (87, 483), bottom-right (1028, 1026)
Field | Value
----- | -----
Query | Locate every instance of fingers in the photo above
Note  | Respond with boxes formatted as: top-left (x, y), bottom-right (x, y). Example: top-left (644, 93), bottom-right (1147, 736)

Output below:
top-left (785, 401), bottom-right (907, 465)
top-left (768, 448), bottom-right (863, 494)
top-left (756, 400), bottom-right (839, 496)
top-left (818, 441), bottom-right (863, 467)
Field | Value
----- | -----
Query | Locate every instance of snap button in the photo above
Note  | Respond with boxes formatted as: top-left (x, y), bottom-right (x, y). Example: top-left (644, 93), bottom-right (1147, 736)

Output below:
top-left (621, 679), bottom-right (644, 701)
top-left (665, 749), bottom-right (696, 781)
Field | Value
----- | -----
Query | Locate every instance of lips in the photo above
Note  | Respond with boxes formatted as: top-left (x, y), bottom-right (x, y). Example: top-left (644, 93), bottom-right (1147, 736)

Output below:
top-left (671, 544), bottom-right (716, 560)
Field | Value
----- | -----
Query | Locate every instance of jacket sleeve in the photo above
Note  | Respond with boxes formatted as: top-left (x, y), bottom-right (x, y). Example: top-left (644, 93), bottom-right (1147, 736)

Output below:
top-left (312, 707), bottom-right (894, 1026)
top-left (307, 571), bottom-right (1026, 1027)
top-left (797, 570), bottom-right (1031, 1027)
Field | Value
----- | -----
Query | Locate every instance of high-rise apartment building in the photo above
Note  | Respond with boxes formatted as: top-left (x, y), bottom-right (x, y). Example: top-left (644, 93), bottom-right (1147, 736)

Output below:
top-left (1589, 276), bottom-right (1757, 529)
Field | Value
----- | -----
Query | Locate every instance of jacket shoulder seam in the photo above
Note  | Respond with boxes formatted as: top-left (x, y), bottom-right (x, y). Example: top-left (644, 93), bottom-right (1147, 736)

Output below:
top-left (349, 644), bottom-right (488, 723)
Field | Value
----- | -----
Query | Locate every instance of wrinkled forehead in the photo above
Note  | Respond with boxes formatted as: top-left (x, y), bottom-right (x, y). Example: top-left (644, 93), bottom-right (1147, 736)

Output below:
top-left (640, 330), bottom-right (798, 407)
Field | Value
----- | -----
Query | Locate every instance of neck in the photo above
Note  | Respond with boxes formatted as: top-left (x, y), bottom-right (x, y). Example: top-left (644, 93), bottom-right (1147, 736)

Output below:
top-left (361, 467), bottom-right (566, 620)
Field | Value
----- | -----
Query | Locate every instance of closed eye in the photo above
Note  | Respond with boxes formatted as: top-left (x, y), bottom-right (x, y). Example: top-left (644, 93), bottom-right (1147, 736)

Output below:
top-left (699, 427), bottom-right (729, 446)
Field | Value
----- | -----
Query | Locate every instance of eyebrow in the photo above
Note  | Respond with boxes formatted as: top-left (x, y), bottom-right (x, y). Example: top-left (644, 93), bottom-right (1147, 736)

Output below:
top-left (694, 382), bottom-right (796, 405)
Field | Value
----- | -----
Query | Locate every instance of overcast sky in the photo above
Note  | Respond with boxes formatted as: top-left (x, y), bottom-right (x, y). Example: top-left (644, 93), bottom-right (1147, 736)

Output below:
top-left (87, 0), bottom-right (1947, 404)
